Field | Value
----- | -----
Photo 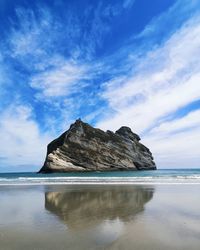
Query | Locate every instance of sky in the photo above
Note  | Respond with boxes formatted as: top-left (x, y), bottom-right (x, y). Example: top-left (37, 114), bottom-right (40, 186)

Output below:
top-left (0, 0), bottom-right (200, 172)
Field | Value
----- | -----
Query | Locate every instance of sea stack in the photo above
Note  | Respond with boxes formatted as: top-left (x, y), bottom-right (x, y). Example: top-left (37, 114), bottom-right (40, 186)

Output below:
top-left (38, 119), bottom-right (156, 173)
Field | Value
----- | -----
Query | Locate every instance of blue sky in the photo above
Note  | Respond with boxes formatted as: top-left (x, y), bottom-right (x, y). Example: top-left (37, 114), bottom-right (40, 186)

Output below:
top-left (0, 0), bottom-right (200, 172)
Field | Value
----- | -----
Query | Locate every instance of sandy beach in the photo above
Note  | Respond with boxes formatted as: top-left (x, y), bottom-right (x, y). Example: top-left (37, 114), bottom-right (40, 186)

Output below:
top-left (0, 184), bottom-right (200, 250)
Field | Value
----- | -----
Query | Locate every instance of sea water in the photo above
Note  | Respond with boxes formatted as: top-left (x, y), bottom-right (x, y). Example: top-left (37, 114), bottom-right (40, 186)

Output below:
top-left (0, 169), bottom-right (200, 185)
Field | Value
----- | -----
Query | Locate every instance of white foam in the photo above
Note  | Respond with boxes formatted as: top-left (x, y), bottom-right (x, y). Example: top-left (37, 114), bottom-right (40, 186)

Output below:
top-left (0, 176), bottom-right (200, 185)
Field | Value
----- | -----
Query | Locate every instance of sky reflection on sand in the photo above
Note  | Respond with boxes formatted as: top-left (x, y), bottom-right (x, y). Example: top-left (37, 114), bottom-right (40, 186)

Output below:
top-left (0, 184), bottom-right (200, 250)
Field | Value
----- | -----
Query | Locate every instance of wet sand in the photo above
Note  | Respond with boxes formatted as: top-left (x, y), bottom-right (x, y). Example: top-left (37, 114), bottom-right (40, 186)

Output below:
top-left (0, 184), bottom-right (200, 250)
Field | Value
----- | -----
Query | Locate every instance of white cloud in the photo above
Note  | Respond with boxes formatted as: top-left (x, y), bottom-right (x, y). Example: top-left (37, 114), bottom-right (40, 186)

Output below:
top-left (30, 59), bottom-right (88, 97)
top-left (98, 16), bottom-right (200, 131)
top-left (7, 7), bottom-right (91, 99)
top-left (143, 110), bottom-right (200, 168)
top-left (97, 15), bottom-right (200, 168)
top-left (143, 126), bottom-right (200, 168)
top-left (0, 52), bottom-right (12, 87)
top-left (123, 0), bottom-right (135, 9)
top-left (151, 109), bottom-right (200, 135)
top-left (0, 104), bottom-right (52, 169)
top-left (136, 0), bottom-right (200, 40)
top-left (9, 8), bottom-right (52, 60)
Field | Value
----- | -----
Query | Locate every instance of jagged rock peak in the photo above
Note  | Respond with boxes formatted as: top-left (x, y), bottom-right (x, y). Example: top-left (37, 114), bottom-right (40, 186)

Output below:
top-left (115, 126), bottom-right (141, 141)
top-left (38, 119), bottom-right (156, 173)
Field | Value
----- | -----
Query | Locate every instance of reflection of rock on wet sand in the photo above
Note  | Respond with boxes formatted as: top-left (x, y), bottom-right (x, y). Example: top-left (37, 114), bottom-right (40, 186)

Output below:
top-left (45, 185), bottom-right (154, 230)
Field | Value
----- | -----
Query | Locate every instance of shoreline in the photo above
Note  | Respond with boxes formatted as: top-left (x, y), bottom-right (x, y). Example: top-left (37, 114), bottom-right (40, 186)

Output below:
top-left (0, 182), bottom-right (200, 186)
top-left (1, 169), bottom-right (200, 185)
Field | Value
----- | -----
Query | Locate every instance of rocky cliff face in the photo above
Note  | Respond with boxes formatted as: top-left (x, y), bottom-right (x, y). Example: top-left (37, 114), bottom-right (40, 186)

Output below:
top-left (39, 119), bottom-right (156, 173)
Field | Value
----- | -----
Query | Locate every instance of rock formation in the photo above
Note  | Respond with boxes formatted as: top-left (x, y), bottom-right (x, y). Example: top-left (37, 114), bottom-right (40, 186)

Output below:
top-left (39, 119), bottom-right (156, 173)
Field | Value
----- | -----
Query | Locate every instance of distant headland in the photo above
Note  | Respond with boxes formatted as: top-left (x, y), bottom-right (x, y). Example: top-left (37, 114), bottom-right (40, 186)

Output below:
top-left (38, 119), bottom-right (156, 173)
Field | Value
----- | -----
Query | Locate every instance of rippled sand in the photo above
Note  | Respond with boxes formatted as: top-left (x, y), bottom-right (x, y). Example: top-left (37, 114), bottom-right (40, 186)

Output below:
top-left (0, 184), bottom-right (200, 250)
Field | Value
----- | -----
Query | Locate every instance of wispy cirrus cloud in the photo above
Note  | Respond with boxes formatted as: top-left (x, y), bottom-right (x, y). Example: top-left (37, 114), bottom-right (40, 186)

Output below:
top-left (142, 109), bottom-right (200, 168)
top-left (97, 14), bottom-right (200, 168)
top-left (135, 0), bottom-right (200, 41)
top-left (5, 6), bottom-right (105, 101)
top-left (8, 7), bottom-right (80, 62)
top-left (123, 0), bottom-right (135, 9)
top-left (98, 16), bottom-right (200, 131)
top-left (30, 58), bottom-right (88, 97)
top-left (150, 109), bottom-right (200, 135)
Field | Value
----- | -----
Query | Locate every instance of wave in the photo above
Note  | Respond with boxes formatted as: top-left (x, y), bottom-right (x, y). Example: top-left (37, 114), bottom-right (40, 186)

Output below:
top-left (0, 175), bottom-right (200, 185)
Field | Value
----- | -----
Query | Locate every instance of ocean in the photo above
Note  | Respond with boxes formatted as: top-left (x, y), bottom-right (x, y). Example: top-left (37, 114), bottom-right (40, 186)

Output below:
top-left (0, 168), bottom-right (200, 185)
